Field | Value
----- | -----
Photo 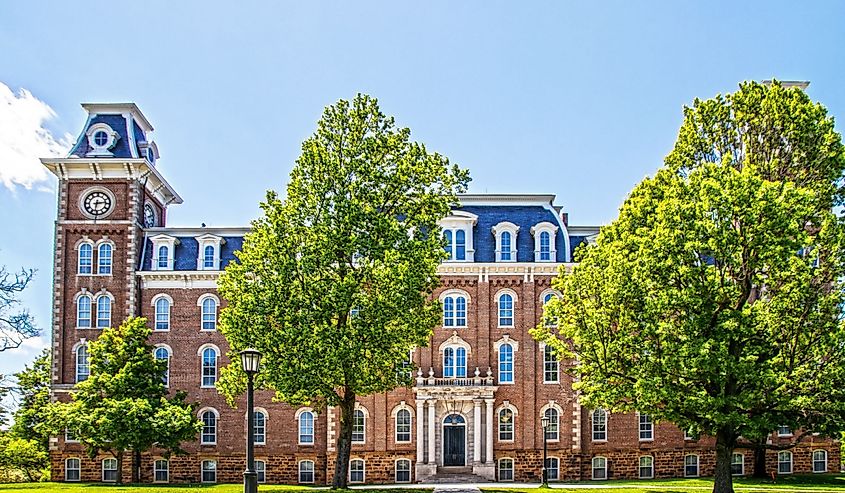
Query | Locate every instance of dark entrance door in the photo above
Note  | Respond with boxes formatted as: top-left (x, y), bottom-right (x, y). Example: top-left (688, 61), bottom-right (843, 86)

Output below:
top-left (443, 423), bottom-right (465, 466)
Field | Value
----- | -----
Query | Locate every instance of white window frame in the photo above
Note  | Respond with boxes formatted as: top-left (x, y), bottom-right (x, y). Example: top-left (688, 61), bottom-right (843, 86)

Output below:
top-left (74, 341), bottom-right (89, 383)
top-left (201, 459), bottom-right (217, 483)
top-left (152, 294), bottom-right (172, 331)
top-left (812, 450), bottom-right (828, 473)
top-left (154, 459), bottom-right (169, 483)
top-left (591, 408), bottom-right (607, 442)
top-left (439, 211), bottom-right (477, 262)
top-left (96, 240), bottom-right (114, 275)
top-left (777, 451), bottom-right (793, 475)
top-left (150, 234), bottom-right (178, 271)
top-left (352, 406), bottom-right (367, 443)
top-left (639, 456), bottom-right (654, 479)
top-left (494, 335), bottom-right (519, 385)
top-left (541, 290), bottom-right (559, 327)
top-left (541, 403), bottom-right (561, 442)
top-left (76, 291), bottom-right (93, 329)
top-left (394, 406), bottom-right (412, 444)
top-left (777, 425), bottom-right (793, 437)
top-left (85, 123), bottom-right (119, 157)
top-left (545, 456), bottom-right (559, 481)
top-left (349, 458), bottom-right (365, 484)
top-left (199, 407), bottom-right (219, 445)
top-left (198, 344), bottom-right (220, 388)
top-left (65, 458), bottom-right (81, 482)
top-left (531, 221), bottom-right (559, 262)
top-left (154, 344), bottom-right (171, 387)
top-left (491, 221), bottom-right (519, 262)
top-left (440, 290), bottom-right (470, 328)
top-left (638, 413), bottom-right (653, 441)
top-left (498, 404), bottom-right (516, 442)
top-left (255, 459), bottom-right (266, 483)
top-left (731, 453), bottom-right (744, 476)
top-left (297, 408), bottom-right (315, 445)
top-left (684, 454), bottom-right (700, 477)
top-left (253, 408), bottom-right (267, 445)
top-left (395, 458), bottom-right (412, 483)
top-left (78, 241), bottom-right (94, 275)
top-left (299, 460), bottom-right (315, 484)
top-left (102, 458), bottom-right (118, 482)
top-left (443, 345), bottom-right (468, 378)
top-left (498, 458), bottom-right (514, 482)
top-left (542, 343), bottom-right (559, 383)
top-left (592, 456), bottom-right (607, 480)
top-left (196, 234), bottom-right (224, 271)
top-left (95, 292), bottom-right (113, 328)
top-left (198, 294), bottom-right (219, 331)
top-left (496, 289), bottom-right (517, 328)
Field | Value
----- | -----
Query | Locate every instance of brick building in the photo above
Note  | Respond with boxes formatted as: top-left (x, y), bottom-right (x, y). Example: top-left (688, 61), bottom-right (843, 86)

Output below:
top-left (44, 103), bottom-right (839, 485)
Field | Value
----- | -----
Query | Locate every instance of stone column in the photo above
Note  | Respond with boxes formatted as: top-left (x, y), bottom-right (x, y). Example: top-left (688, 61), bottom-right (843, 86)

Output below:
top-left (416, 399), bottom-right (425, 463)
top-left (427, 399), bottom-right (436, 465)
top-left (485, 398), bottom-right (494, 464)
top-left (473, 399), bottom-right (482, 464)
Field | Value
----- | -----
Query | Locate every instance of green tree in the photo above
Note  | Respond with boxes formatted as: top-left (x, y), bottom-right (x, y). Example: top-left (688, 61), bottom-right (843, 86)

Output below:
top-left (10, 349), bottom-right (51, 450)
top-left (218, 94), bottom-right (469, 488)
top-left (0, 434), bottom-right (49, 481)
top-left (47, 318), bottom-right (201, 484)
top-left (533, 81), bottom-right (845, 493)
top-left (0, 264), bottom-right (38, 352)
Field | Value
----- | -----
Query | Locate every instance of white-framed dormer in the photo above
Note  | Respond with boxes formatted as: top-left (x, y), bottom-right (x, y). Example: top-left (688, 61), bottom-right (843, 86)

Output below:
top-left (85, 122), bottom-right (119, 157)
top-left (150, 234), bottom-right (179, 271)
top-left (196, 234), bottom-right (225, 271)
top-left (531, 221), bottom-right (559, 262)
top-left (440, 211), bottom-right (478, 262)
top-left (491, 221), bottom-right (519, 262)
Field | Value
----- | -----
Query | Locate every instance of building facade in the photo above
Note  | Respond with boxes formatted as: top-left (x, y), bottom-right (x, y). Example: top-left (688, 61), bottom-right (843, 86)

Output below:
top-left (45, 103), bottom-right (839, 484)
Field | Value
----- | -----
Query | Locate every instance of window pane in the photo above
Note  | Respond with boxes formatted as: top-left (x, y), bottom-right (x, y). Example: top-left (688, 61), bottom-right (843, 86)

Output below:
top-left (155, 298), bottom-right (170, 330)
top-left (158, 246), bottom-right (169, 268)
top-left (545, 408), bottom-right (559, 440)
top-left (499, 409), bottom-right (514, 441)
top-left (396, 459), bottom-right (411, 483)
top-left (254, 411), bottom-right (266, 444)
top-left (96, 296), bottom-right (111, 328)
top-left (202, 298), bottom-right (217, 330)
top-left (76, 345), bottom-right (89, 382)
top-left (501, 232), bottom-right (511, 260)
top-left (498, 294), bottom-right (513, 326)
top-left (731, 453), bottom-right (744, 476)
top-left (204, 245), bottom-right (215, 268)
top-left (299, 461), bottom-right (315, 483)
top-left (544, 347), bottom-right (559, 382)
top-left (455, 230), bottom-right (466, 260)
top-left (202, 411), bottom-right (217, 443)
top-left (202, 460), bottom-right (216, 483)
top-left (202, 348), bottom-right (217, 386)
top-left (300, 411), bottom-right (314, 444)
top-left (455, 296), bottom-right (466, 326)
top-left (499, 459), bottom-right (514, 481)
top-left (499, 344), bottom-right (513, 383)
top-left (352, 410), bottom-right (365, 442)
top-left (396, 409), bottom-right (411, 442)
top-left (256, 460), bottom-right (265, 483)
top-left (79, 244), bottom-right (93, 274)
top-left (98, 244), bottom-right (112, 274)
top-left (77, 295), bottom-right (91, 328)
top-left (443, 297), bottom-right (454, 326)
top-left (154, 459), bottom-right (169, 482)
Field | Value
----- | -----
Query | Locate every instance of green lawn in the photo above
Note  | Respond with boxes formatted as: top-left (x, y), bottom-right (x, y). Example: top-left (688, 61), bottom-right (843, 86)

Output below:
top-left (0, 485), bottom-right (423, 493)
top-left (482, 474), bottom-right (845, 492)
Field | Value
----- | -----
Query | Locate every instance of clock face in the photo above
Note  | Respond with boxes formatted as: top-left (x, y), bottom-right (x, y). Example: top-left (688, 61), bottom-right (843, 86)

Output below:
top-left (143, 203), bottom-right (157, 228)
top-left (82, 190), bottom-right (113, 217)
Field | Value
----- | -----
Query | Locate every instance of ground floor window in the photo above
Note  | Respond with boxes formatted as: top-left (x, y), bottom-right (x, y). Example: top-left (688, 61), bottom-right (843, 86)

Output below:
top-left (639, 456), bottom-right (653, 479)
top-left (545, 457), bottom-right (559, 481)
top-left (201, 460), bottom-right (217, 483)
top-left (395, 459), bottom-right (411, 483)
top-left (102, 458), bottom-right (118, 482)
top-left (684, 455), bottom-right (699, 477)
top-left (256, 460), bottom-right (266, 483)
top-left (65, 458), bottom-right (81, 482)
top-left (350, 459), bottom-right (365, 483)
top-left (778, 451), bottom-right (792, 475)
top-left (731, 453), bottom-right (744, 476)
top-left (592, 457), bottom-right (607, 480)
top-left (299, 460), bottom-right (315, 484)
top-left (498, 458), bottom-right (514, 481)
top-left (154, 459), bottom-right (169, 482)
top-left (813, 450), bottom-right (827, 473)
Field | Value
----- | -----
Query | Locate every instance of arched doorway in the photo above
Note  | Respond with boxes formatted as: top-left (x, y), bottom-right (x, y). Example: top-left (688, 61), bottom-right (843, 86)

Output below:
top-left (443, 413), bottom-right (466, 466)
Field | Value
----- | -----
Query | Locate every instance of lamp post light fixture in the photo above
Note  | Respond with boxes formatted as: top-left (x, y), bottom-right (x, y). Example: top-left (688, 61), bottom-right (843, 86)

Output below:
top-left (240, 348), bottom-right (263, 493)
top-left (540, 415), bottom-right (550, 487)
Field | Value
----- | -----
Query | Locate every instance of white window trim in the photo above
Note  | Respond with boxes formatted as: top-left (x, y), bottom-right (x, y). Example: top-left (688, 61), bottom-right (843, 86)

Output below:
top-left (198, 344), bottom-right (221, 388)
top-left (252, 407), bottom-right (268, 446)
top-left (732, 453), bottom-right (745, 476)
top-left (540, 342), bottom-right (560, 384)
top-left (74, 289), bottom-right (93, 329)
top-left (196, 234), bottom-right (225, 271)
top-left (153, 344), bottom-right (172, 388)
top-left (201, 459), bottom-right (217, 483)
top-left (102, 458), bottom-right (118, 482)
top-left (592, 456), bottom-right (608, 480)
top-left (777, 451), bottom-right (793, 475)
top-left (151, 293), bottom-right (173, 332)
top-left (150, 234), bottom-right (179, 271)
top-left (639, 455), bottom-right (654, 479)
top-left (391, 401), bottom-right (414, 444)
top-left (72, 340), bottom-right (89, 383)
top-left (439, 289), bottom-right (471, 328)
top-left (496, 401), bottom-right (518, 443)
top-left (685, 454), bottom-right (700, 478)
top-left (494, 335), bottom-right (519, 385)
top-left (638, 412), bottom-right (654, 442)
top-left (86, 123), bottom-right (119, 157)
top-left (439, 211), bottom-right (478, 262)
top-left (812, 450), bottom-right (828, 473)
top-left (495, 288), bottom-right (518, 328)
top-left (591, 408), bottom-right (608, 442)
top-left (94, 290), bottom-right (114, 329)
top-left (65, 458), bottom-right (81, 482)
top-left (349, 458), bottom-right (366, 484)
top-left (545, 456), bottom-right (560, 481)
top-left (296, 407), bottom-right (316, 445)
top-left (540, 401), bottom-right (562, 443)
top-left (255, 459), bottom-right (266, 483)
top-left (77, 239), bottom-right (94, 275)
top-left (498, 457), bottom-right (515, 482)
top-left (298, 460), bottom-right (316, 484)
top-left (491, 221), bottom-right (519, 262)
top-left (198, 407), bottom-right (220, 445)
top-left (153, 458), bottom-right (169, 483)
top-left (394, 458), bottom-right (412, 483)
top-left (777, 425), bottom-right (793, 437)
top-left (95, 239), bottom-right (115, 276)
top-left (352, 404), bottom-right (369, 444)
top-left (531, 221), bottom-right (559, 262)
top-left (197, 293), bottom-right (220, 331)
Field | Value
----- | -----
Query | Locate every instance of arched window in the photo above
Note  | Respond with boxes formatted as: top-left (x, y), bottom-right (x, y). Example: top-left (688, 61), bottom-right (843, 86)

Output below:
top-left (498, 408), bottom-right (514, 441)
top-left (299, 410), bottom-right (314, 444)
top-left (157, 245), bottom-right (169, 269)
top-left (685, 454), bottom-right (700, 477)
top-left (443, 230), bottom-right (453, 260)
top-left (254, 410), bottom-right (266, 445)
top-left (102, 458), bottom-right (118, 482)
top-left (201, 297), bottom-right (217, 330)
top-left (498, 293), bottom-right (514, 327)
top-left (443, 296), bottom-right (454, 326)
top-left (203, 245), bottom-right (215, 269)
top-left (455, 230), bottom-right (466, 260)
top-left (96, 295), bottom-right (111, 328)
top-left (350, 459), bottom-right (365, 483)
top-left (154, 297), bottom-right (170, 331)
top-left (154, 459), bottom-right (169, 483)
top-left (592, 408), bottom-right (607, 441)
top-left (592, 457), bottom-right (607, 480)
top-left (812, 450), bottom-right (827, 473)
top-left (639, 456), bottom-right (654, 479)
top-left (201, 460), bottom-right (216, 483)
top-left (731, 453), bottom-right (744, 476)
top-left (544, 407), bottom-right (559, 441)
top-left (299, 460), bottom-right (315, 484)
top-left (442, 294), bottom-right (467, 327)
top-left (352, 409), bottom-right (366, 443)
top-left (500, 231), bottom-right (512, 261)
top-left (777, 451), bottom-right (792, 475)
top-left (498, 458), bottom-right (514, 481)
top-left (539, 231), bottom-right (551, 261)
top-left (395, 408), bottom-right (411, 443)
top-left (542, 291), bottom-right (558, 327)
top-left (443, 346), bottom-right (467, 378)
top-left (77, 294), bottom-right (92, 328)
top-left (98, 244), bottom-right (112, 275)
top-left (76, 344), bottom-right (89, 383)
top-left (395, 459), bottom-right (411, 483)
top-left (78, 243), bottom-right (93, 274)
top-left (154, 346), bottom-right (170, 386)
top-left (66, 458), bottom-right (81, 481)
top-left (532, 222), bottom-right (558, 262)
top-left (498, 343), bottom-right (514, 383)
top-left (201, 409), bottom-right (217, 444)
top-left (201, 347), bottom-right (218, 387)
top-left (545, 457), bottom-right (559, 481)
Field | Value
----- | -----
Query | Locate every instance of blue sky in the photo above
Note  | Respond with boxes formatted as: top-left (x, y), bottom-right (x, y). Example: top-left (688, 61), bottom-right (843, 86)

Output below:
top-left (0, 0), bottom-right (844, 380)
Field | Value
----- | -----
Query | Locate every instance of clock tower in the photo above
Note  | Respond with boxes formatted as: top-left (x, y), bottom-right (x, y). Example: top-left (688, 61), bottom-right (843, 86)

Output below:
top-left (41, 103), bottom-right (181, 399)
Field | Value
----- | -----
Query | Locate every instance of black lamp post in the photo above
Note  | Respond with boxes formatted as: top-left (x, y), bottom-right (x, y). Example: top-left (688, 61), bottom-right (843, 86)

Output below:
top-left (241, 348), bottom-right (262, 493)
top-left (540, 415), bottom-right (550, 487)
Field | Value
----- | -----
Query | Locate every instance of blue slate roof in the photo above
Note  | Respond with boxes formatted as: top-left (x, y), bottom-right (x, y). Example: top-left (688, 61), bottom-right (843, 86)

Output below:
top-left (68, 113), bottom-right (151, 160)
top-left (141, 236), bottom-right (244, 271)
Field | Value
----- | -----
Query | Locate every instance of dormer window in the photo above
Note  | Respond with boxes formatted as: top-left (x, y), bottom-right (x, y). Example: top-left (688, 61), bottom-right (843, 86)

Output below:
top-left (531, 222), bottom-right (559, 262)
top-left (86, 123), bottom-right (119, 157)
top-left (196, 234), bottom-right (225, 271)
top-left (440, 211), bottom-right (477, 262)
top-left (150, 234), bottom-right (178, 271)
top-left (492, 222), bottom-right (519, 262)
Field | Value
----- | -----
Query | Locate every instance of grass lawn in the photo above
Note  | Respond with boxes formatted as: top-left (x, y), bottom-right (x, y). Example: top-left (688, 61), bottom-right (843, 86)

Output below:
top-left (0, 485), bottom-right (426, 493)
top-left (482, 474), bottom-right (845, 492)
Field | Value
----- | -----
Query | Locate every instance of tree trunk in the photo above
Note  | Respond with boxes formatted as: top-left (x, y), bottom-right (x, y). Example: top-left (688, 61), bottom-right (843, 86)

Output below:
top-left (116, 450), bottom-right (124, 485)
top-left (132, 449), bottom-right (141, 483)
top-left (713, 429), bottom-right (736, 493)
top-left (752, 441), bottom-right (768, 478)
top-left (332, 391), bottom-right (356, 489)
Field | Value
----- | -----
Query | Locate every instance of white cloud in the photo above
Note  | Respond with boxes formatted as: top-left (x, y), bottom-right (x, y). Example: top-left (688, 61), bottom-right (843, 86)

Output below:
top-left (0, 82), bottom-right (73, 192)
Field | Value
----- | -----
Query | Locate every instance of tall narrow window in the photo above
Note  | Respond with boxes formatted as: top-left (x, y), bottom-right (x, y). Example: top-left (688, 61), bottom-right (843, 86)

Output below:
top-left (455, 230), bottom-right (466, 260)
top-left (498, 343), bottom-right (514, 383)
top-left (350, 459), bottom-right (365, 483)
top-left (78, 243), bottom-right (93, 274)
top-left (592, 457), bottom-right (607, 480)
top-left (500, 231), bottom-right (512, 261)
top-left (395, 409), bottom-right (411, 442)
top-left (544, 346), bottom-right (559, 383)
top-left (254, 411), bottom-right (266, 445)
top-left (299, 460), bottom-right (315, 483)
top-left (498, 293), bottom-right (514, 326)
top-left (201, 410), bottom-right (217, 444)
top-left (155, 347), bottom-right (170, 386)
top-left (542, 292), bottom-right (558, 327)
top-left (352, 409), bottom-right (365, 443)
top-left (592, 409), bottom-right (607, 441)
top-left (498, 458), bottom-right (514, 481)
top-left (544, 408), bottom-right (559, 440)
top-left (777, 451), bottom-right (792, 475)
top-left (731, 453), bottom-right (744, 476)
top-left (66, 458), bottom-right (81, 481)
top-left (455, 296), bottom-right (466, 326)
top-left (155, 298), bottom-right (170, 331)
top-left (203, 245), bottom-right (215, 269)
top-left (540, 231), bottom-right (551, 261)
top-left (154, 459), bottom-right (169, 483)
top-left (685, 455), bottom-right (699, 477)
top-left (201, 460), bottom-right (216, 483)
top-left (639, 456), bottom-right (654, 479)
top-left (639, 414), bottom-right (653, 440)
top-left (444, 230), bottom-right (453, 260)
top-left (76, 345), bottom-right (89, 383)
top-left (813, 450), bottom-right (827, 473)
top-left (102, 458), bottom-right (118, 482)
top-left (443, 347), bottom-right (467, 378)
top-left (395, 459), bottom-right (411, 483)
top-left (201, 298), bottom-right (217, 330)
top-left (499, 408), bottom-right (514, 441)
top-left (255, 460), bottom-right (266, 483)
top-left (96, 296), bottom-right (111, 328)
top-left (545, 457), bottom-right (559, 481)
top-left (98, 244), bottom-right (112, 275)
top-left (443, 296), bottom-right (454, 326)
top-left (299, 410), bottom-right (314, 444)
top-left (201, 348), bottom-right (217, 387)
top-left (157, 246), bottom-right (169, 269)
top-left (77, 294), bottom-right (92, 328)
